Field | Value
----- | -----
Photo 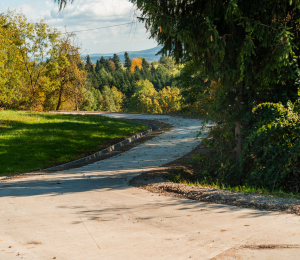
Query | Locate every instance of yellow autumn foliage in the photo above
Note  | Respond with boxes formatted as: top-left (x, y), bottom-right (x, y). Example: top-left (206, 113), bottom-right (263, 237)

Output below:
top-left (130, 58), bottom-right (143, 73)
top-left (129, 80), bottom-right (182, 114)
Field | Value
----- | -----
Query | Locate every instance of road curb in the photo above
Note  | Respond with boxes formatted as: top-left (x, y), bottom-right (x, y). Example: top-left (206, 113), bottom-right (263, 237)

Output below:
top-left (37, 120), bottom-right (158, 172)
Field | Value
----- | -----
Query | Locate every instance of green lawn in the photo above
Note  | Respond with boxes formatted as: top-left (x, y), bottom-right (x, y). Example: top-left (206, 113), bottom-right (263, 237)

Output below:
top-left (0, 111), bottom-right (148, 176)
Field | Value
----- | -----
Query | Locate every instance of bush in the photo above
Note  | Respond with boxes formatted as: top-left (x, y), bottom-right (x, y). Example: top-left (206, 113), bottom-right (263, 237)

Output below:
top-left (243, 101), bottom-right (300, 192)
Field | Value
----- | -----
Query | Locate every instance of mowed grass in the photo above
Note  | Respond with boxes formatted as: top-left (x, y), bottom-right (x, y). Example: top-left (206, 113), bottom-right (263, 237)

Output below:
top-left (0, 111), bottom-right (149, 176)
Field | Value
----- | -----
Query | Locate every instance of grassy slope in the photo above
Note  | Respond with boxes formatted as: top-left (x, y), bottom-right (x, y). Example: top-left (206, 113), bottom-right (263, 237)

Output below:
top-left (0, 111), bottom-right (148, 176)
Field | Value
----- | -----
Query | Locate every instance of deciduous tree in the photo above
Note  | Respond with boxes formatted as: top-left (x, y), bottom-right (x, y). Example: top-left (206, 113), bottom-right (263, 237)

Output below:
top-left (130, 58), bottom-right (142, 73)
top-left (0, 11), bottom-right (23, 108)
top-left (53, 33), bottom-right (86, 110)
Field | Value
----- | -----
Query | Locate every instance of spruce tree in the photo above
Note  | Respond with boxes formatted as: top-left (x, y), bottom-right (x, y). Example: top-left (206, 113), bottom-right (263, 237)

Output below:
top-left (113, 54), bottom-right (122, 70)
top-left (95, 60), bottom-right (101, 73)
top-left (124, 52), bottom-right (131, 70)
top-left (85, 55), bottom-right (93, 72)
top-left (142, 57), bottom-right (150, 69)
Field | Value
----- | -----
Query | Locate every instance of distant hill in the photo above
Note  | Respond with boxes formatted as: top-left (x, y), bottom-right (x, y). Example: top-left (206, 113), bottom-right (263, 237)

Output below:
top-left (83, 46), bottom-right (163, 64)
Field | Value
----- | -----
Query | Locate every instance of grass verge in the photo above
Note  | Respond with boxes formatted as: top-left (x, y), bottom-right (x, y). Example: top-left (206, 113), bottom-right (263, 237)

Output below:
top-left (0, 111), bottom-right (149, 176)
top-left (167, 168), bottom-right (300, 200)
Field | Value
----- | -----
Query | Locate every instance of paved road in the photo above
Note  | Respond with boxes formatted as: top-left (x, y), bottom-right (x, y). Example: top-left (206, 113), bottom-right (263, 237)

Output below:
top-left (0, 113), bottom-right (300, 260)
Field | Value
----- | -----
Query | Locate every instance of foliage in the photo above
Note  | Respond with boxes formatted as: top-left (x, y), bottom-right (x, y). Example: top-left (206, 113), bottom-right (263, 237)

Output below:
top-left (178, 61), bottom-right (219, 116)
top-left (124, 52), bottom-right (131, 70)
top-left (0, 10), bottom-right (88, 112)
top-left (129, 79), bottom-right (182, 113)
top-left (86, 53), bottom-right (178, 108)
top-left (0, 11), bottom-right (23, 108)
top-left (242, 101), bottom-right (300, 192)
top-left (101, 86), bottom-right (124, 112)
top-left (0, 111), bottom-right (148, 176)
top-left (131, 0), bottom-right (300, 152)
top-left (3, 11), bottom-right (61, 111)
top-left (129, 79), bottom-right (160, 113)
top-left (52, 32), bottom-right (86, 111)
top-left (130, 58), bottom-right (142, 73)
top-left (157, 86), bottom-right (181, 114)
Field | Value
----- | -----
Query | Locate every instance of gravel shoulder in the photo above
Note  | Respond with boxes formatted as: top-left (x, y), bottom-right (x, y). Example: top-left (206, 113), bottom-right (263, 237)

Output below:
top-left (129, 143), bottom-right (300, 215)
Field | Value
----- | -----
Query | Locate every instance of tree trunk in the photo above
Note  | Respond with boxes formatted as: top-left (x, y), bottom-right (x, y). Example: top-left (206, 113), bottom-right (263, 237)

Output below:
top-left (235, 121), bottom-right (242, 158)
top-left (56, 85), bottom-right (63, 111)
top-left (234, 83), bottom-right (244, 159)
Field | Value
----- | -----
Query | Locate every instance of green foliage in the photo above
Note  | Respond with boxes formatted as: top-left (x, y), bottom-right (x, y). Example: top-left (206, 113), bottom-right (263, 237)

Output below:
top-left (0, 10), bottom-right (88, 112)
top-left (124, 52), bottom-right (131, 71)
top-left (85, 55), bottom-right (93, 72)
top-left (242, 101), bottom-right (300, 192)
top-left (86, 54), bottom-right (178, 107)
top-left (129, 79), bottom-right (182, 113)
top-left (113, 54), bottom-right (122, 70)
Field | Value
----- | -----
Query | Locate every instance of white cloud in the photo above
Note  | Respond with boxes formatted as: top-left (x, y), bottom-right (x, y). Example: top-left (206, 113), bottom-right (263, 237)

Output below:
top-left (1, 0), bottom-right (157, 54)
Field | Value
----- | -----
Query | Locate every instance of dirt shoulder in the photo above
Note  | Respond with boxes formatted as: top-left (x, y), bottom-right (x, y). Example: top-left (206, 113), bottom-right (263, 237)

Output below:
top-left (129, 143), bottom-right (300, 215)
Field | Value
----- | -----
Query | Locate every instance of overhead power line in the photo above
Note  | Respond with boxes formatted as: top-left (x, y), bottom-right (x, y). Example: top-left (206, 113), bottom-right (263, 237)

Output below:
top-left (63, 22), bottom-right (136, 34)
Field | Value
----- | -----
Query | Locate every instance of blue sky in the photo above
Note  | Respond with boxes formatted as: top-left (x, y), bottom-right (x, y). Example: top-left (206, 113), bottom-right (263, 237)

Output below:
top-left (1, 0), bottom-right (158, 54)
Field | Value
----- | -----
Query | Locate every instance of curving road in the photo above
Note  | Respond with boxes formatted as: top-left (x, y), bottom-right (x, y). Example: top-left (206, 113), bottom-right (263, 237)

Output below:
top-left (0, 113), bottom-right (300, 260)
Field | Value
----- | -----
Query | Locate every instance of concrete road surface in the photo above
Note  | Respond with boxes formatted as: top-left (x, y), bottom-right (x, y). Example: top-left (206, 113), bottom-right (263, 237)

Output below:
top-left (1, 113), bottom-right (300, 260)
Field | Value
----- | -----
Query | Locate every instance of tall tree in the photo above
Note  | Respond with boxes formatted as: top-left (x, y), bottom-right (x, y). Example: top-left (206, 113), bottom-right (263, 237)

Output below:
top-left (53, 33), bottom-right (86, 110)
top-left (113, 54), bottom-right (122, 70)
top-left (2, 11), bottom-right (61, 110)
top-left (130, 58), bottom-right (143, 73)
top-left (124, 52), bottom-right (131, 70)
top-left (0, 11), bottom-right (23, 108)
top-left (142, 57), bottom-right (150, 69)
top-left (85, 55), bottom-right (93, 72)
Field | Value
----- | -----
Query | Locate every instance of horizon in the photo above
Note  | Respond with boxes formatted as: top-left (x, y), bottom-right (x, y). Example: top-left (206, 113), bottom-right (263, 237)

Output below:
top-left (1, 0), bottom-right (158, 54)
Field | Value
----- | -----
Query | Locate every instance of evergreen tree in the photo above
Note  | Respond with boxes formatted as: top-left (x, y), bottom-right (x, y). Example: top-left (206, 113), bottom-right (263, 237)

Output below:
top-left (113, 54), bottom-right (122, 70)
top-left (85, 55), bottom-right (93, 72)
top-left (95, 60), bottom-right (101, 73)
top-left (142, 57), bottom-right (150, 69)
top-left (99, 56), bottom-right (106, 66)
top-left (150, 64), bottom-right (156, 75)
top-left (124, 52), bottom-right (131, 70)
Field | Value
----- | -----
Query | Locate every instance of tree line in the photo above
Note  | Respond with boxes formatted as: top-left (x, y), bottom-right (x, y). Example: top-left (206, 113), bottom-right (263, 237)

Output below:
top-left (83, 52), bottom-right (181, 111)
top-left (0, 10), bottom-right (183, 113)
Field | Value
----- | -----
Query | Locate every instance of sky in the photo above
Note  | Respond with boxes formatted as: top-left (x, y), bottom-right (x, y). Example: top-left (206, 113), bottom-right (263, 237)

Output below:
top-left (1, 0), bottom-right (158, 55)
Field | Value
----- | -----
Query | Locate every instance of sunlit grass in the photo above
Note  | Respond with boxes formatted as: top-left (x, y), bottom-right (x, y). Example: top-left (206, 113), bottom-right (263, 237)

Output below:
top-left (0, 111), bottom-right (149, 176)
top-left (168, 171), bottom-right (300, 200)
